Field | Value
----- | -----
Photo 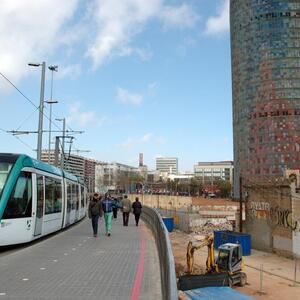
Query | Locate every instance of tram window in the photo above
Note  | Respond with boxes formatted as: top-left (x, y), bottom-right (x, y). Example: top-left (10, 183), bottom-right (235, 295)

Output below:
top-left (71, 184), bottom-right (76, 209)
top-left (67, 183), bottom-right (72, 212)
top-left (75, 185), bottom-right (79, 210)
top-left (81, 186), bottom-right (84, 207)
top-left (3, 172), bottom-right (32, 219)
top-left (45, 177), bottom-right (62, 214)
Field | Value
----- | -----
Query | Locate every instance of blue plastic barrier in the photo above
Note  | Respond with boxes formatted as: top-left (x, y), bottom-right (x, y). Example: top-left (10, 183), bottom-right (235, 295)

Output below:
top-left (228, 232), bottom-right (251, 256)
top-left (162, 217), bottom-right (174, 232)
top-left (214, 230), bottom-right (251, 256)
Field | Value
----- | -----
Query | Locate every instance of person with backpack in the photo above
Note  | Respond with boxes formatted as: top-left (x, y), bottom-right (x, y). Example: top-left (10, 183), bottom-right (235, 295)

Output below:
top-left (101, 193), bottom-right (114, 236)
top-left (88, 193), bottom-right (103, 237)
top-left (121, 195), bottom-right (131, 226)
top-left (132, 197), bottom-right (142, 226)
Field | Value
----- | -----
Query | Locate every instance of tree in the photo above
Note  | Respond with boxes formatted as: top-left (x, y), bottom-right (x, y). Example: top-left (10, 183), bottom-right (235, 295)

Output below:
top-left (189, 178), bottom-right (203, 196)
top-left (215, 180), bottom-right (232, 198)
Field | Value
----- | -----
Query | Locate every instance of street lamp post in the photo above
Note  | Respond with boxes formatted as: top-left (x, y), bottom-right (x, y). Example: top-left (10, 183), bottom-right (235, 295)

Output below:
top-left (28, 62), bottom-right (46, 160)
top-left (46, 65), bottom-right (58, 163)
top-left (46, 99), bottom-right (58, 163)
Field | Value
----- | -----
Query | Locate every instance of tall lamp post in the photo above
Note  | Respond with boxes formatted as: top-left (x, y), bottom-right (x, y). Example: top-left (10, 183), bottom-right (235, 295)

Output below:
top-left (46, 65), bottom-right (58, 163)
top-left (28, 62), bottom-right (46, 160)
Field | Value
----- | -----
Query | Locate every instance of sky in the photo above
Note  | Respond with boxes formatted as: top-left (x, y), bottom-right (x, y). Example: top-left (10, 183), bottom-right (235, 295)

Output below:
top-left (0, 0), bottom-right (232, 172)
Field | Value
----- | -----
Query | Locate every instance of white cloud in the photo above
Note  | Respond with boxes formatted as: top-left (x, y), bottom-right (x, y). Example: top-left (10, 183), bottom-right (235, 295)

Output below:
top-left (156, 136), bottom-right (166, 145)
top-left (205, 0), bottom-right (229, 35)
top-left (56, 64), bottom-right (82, 79)
top-left (120, 132), bottom-right (153, 149)
top-left (117, 87), bottom-right (143, 105)
top-left (0, 0), bottom-right (79, 93)
top-left (118, 47), bottom-right (153, 61)
top-left (160, 4), bottom-right (199, 29)
top-left (87, 0), bottom-right (199, 67)
top-left (66, 102), bottom-right (107, 127)
top-left (140, 133), bottom-right (153, 143)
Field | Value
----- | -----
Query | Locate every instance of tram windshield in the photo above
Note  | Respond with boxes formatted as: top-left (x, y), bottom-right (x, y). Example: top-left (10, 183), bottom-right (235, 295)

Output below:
top-left (0, 154), bottom-right (19, 200)
top-left (0, 162), bottom-right (14, 199)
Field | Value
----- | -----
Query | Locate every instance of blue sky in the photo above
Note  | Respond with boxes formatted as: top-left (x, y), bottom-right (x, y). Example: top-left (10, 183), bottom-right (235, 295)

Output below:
top-left (0, 0), bottom-right (231, 172)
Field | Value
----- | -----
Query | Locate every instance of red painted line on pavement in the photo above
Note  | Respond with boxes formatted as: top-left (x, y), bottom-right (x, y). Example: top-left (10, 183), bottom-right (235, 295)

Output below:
top-left (131, 227), bottom-right (146, 300)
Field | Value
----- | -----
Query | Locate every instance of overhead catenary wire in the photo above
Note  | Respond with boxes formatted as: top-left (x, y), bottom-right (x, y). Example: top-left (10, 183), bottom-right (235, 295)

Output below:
top-left (15, 107), bottom-right (39, 131)
top-left (0, 70), bottom-right (62, 132)
top-left (1, 71), bottom-right (85, 156)
top-left (0, 126), bottom-right (34, 151)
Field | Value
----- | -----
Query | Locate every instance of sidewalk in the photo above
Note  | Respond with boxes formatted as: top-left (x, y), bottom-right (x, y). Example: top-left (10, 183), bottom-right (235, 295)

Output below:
top-left (0, 216), bottom-right (162, 300)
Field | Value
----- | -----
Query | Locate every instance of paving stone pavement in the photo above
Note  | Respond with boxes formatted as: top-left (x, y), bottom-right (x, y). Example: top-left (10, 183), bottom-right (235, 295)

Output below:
top-left (0, 215), bottom-right (162, 300)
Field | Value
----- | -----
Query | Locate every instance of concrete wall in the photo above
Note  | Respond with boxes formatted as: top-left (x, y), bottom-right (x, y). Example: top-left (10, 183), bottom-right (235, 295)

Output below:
top-left (129, 194), bottom-right (236, 233)
top-left (128, 194), bottom-right (192, 211)
top-left (245, 183), bottom-right (296, 256)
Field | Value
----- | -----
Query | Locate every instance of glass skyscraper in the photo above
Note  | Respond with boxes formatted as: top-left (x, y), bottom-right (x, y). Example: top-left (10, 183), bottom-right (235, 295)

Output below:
top-left (231, 0), bottom-right (300, 197)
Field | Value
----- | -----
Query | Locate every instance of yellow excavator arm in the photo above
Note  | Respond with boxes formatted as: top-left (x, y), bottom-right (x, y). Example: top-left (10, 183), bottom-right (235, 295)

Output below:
top-left (186, 235), bottom-right (216, 274)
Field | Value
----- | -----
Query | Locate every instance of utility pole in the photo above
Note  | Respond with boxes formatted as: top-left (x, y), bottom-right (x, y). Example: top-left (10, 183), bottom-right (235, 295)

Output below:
top-left (54, 136), bottom-right (60, 167)
top-left (29, 62), bottom-right (46, 160)
top-left (47, 65), bottom-right (58, 163)
top-left (56, 118), bottom-right (66, 169)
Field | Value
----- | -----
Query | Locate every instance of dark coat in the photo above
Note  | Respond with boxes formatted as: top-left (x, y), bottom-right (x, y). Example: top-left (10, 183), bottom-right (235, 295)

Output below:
top-left (88, 199), bottom-right (103, 218)
top-left (132, 201), bottom-right (142, 215)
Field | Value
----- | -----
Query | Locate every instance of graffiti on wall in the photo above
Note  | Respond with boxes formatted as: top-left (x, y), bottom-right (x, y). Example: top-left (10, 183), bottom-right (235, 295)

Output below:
top-left (249, 202), bottom-right (270, 219)
top-left (270, 206), bottom-right (297, 230)
top-left (249, 201), bottom-right (298, 231)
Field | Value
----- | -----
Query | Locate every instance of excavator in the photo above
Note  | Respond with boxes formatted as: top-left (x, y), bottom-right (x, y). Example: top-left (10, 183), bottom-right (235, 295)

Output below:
top-left (178, 234), bottom-right (247, 291)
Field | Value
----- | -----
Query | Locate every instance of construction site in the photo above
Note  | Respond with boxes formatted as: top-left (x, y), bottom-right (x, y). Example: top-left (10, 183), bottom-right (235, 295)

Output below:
top-left (129, 189), bottom-right (300, 299)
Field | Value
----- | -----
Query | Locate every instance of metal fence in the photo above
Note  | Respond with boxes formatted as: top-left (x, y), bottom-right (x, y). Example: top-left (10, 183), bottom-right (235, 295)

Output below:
top-left (141, 206), bottom-right (178, 300)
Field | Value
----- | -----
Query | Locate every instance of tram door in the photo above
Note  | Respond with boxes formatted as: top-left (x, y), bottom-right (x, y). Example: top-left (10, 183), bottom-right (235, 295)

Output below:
top-left (66, 183), bottom-right (71, 226)
top-left (34, 175), bottom-right (44, 236)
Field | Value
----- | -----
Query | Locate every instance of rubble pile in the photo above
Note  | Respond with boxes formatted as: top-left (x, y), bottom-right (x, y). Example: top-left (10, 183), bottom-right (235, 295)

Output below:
top-left (191, 219), bottom-right (233, 236)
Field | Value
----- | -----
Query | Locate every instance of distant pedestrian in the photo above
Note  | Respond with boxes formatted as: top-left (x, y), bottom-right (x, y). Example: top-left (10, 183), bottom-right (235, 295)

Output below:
top-left (132, 197), bottom-right (142, 226)
top-left (102, 193), bottom-right (114, 236)
top-left (112, 197), bottom-right (119, 219)
top-left (88, 193), bottom-right (103, 237)
top-left (121, 195), bottom-right (131, 226)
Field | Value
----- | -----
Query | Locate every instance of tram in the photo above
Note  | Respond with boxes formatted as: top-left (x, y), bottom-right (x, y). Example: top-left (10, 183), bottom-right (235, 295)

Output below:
top-left (0, 153), bottom-right (88, 246)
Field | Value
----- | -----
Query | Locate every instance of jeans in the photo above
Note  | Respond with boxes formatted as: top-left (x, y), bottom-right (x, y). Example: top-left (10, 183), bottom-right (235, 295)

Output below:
top-left (104, 212), bottom-right (113, 234)
top-left (134, 213), bottom-right (141, 226)
top-left (113, 207), bottom-right (118, 218)
top-left (123, 212), bottom-right (129, 226)
top-left (91, 215), bottom-right (99, 235)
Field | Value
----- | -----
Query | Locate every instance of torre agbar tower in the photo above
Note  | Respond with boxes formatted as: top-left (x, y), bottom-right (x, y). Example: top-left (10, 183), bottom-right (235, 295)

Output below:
top-left (231, 0), bottom-right (300, 197)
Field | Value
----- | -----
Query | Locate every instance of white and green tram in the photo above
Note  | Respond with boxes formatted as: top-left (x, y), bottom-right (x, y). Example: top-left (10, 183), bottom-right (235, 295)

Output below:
top-left (0, 153), bottom-right (88, 246)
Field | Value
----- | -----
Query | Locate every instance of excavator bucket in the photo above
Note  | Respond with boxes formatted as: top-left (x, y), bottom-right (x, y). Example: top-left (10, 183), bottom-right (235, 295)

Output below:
top-left (178, 273), bottom-right (229, 291)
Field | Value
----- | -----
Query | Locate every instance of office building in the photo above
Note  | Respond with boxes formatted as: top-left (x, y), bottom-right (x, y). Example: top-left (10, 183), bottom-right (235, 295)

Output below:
top-left (194, 161), bottom-right (233, 184)
top-left (156, 157), bottom-right (178, 175)
top-left (41, 151), bottom-right (96, 192)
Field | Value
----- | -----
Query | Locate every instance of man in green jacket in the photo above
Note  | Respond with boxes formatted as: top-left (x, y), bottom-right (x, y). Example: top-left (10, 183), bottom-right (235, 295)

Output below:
top-left (121, 195), bottom-right (131, 226)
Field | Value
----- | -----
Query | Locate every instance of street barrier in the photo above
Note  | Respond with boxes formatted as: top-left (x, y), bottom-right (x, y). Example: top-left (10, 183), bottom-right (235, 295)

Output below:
top-left (141, 206), bottom-right (178, 300)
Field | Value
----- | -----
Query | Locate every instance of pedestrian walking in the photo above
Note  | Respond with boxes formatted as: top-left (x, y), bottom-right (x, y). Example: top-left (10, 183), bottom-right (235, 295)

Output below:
top-left (88, 193), bottom-right (102, 237)
top-left (101, 193), bottom-right (114, 236)
top-left (132, 197), bottom-right (142, 226)
top-left (112, 197), bottom-right (119, 219)
top-left (121, 195), bottom-right (131, 226)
